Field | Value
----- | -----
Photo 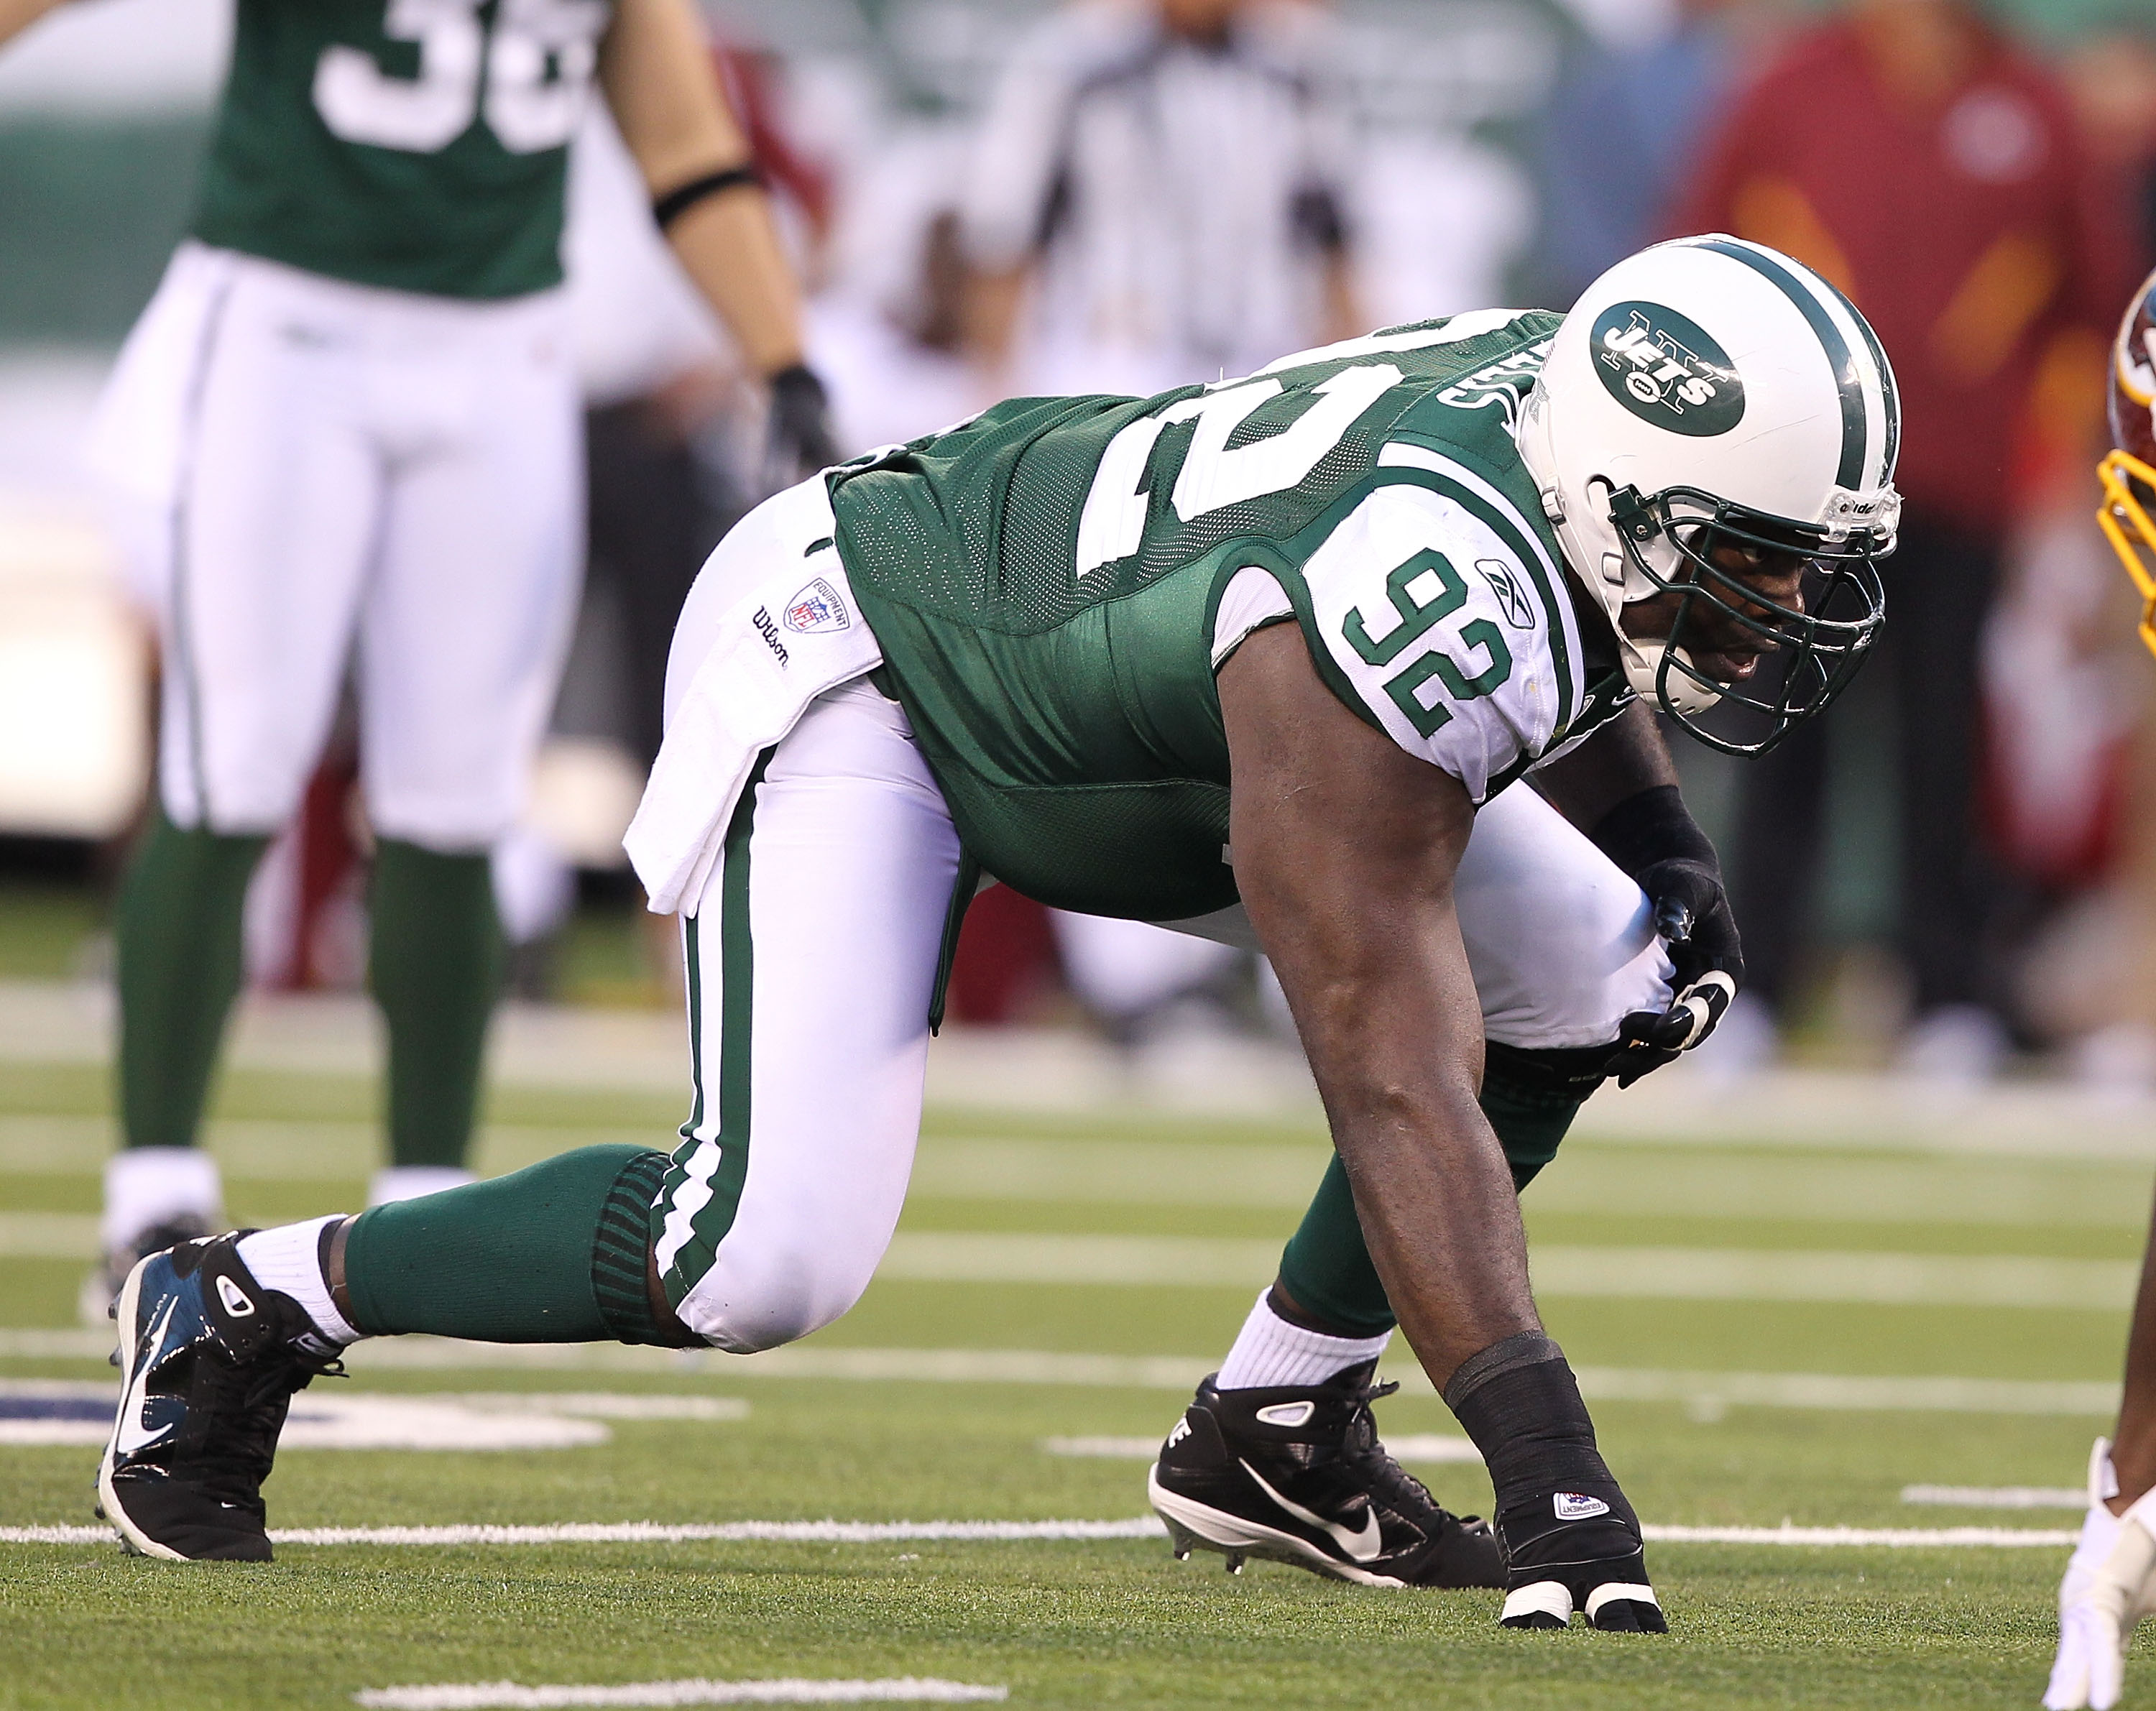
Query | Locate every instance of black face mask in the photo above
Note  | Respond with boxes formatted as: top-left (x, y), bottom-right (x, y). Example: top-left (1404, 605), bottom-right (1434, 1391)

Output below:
top-left (1606, 484), bottom-right (1892, 757)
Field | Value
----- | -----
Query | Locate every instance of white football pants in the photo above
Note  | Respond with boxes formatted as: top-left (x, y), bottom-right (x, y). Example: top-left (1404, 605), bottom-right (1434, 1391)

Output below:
top-left (653, 535), bottom-right (1672, 1354)
top-left (88, 242), bottom-right (583, 849)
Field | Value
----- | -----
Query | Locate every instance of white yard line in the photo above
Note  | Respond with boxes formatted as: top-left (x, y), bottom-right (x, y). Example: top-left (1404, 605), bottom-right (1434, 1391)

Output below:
top-left (1901, 1485), bottom-right (2086, 1510)
top-left (0, 1518), bottom-right (2078, 1549)
top-left (353, 1680), bottom-right (1007, 1707)
top-left (1041, 1433), bottom-right (1479, 1463)
top-left (872, 1235), bottom-right (2139, 1309)
top-left (0, 1332), bottom-right (2124, 1415)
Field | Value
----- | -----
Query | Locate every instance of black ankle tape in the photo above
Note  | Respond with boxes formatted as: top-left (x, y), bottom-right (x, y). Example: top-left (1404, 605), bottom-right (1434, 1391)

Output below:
top-left (1446, 1341), bottom-right (1616, 1506)
top-left (1442, 1332), bottom-right (1565, 1410)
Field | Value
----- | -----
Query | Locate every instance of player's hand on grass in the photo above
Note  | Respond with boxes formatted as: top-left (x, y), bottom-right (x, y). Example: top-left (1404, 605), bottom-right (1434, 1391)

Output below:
top-left (1606, 854), bottom-right (1742, 1087)
top-left (2048, 1453), bottom-right (2156, 1710)
top-left (765, 362), bottom-right (839, 486)
top-left (1496, 1480), bottom-right (1667, 1633)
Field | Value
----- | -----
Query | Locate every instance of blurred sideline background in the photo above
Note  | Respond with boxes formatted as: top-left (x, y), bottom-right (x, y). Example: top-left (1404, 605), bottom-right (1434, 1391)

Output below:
top-left (1, 0), bottom-right (2154, 1099)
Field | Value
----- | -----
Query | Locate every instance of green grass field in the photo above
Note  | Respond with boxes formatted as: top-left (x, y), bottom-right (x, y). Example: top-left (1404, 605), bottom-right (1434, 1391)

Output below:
top-left (1, 1020), bottom-right (2147, 1710)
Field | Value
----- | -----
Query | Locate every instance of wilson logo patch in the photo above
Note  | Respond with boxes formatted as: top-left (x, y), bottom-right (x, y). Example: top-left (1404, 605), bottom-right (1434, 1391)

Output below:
top-left (783, 578), bottom-right (850, 635)
top-left (1590, 301), bottom-right (1745, 438)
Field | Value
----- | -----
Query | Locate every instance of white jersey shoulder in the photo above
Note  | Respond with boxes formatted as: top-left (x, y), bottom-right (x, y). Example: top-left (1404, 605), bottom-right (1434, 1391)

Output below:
top-left (1299, 446), bottom-right (1583, 802)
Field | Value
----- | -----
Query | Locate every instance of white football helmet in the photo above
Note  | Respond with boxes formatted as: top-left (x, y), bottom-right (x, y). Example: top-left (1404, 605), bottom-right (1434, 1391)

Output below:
top-left (1516, 234), bottom-right (1901, 754)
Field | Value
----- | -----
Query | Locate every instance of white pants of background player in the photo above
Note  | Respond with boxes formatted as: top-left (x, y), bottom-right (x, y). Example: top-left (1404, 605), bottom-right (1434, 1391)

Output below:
top-left (88, 241), bottom-right (583, 847)
top-left (87, 241), bottom-right (582, 1236)
top-left (650, 575), bottom-right (1672, 1356)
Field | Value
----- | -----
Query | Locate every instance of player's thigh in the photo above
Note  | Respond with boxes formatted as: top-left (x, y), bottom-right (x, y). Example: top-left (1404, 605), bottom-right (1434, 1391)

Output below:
top-left (1457, 783), bottom-right (1673, 1049)
top-left (136, 258), bottom-right (381, 833)
top-left (359, 298), bottom-right (583, 849)
top-left (657, 679), bottom-right (962, 1353)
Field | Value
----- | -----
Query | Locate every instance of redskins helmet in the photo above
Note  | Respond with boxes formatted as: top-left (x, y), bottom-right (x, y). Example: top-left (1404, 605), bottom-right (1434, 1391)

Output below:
top-left (1516, 235), bottom-right (1901, 755)
top-left (2101, 267), bottom-right (2156, 658)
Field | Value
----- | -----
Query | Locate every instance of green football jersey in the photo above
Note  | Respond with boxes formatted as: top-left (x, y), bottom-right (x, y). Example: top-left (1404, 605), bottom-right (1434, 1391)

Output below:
top-left (190, 0), bottom-right (610, 300)
top-left (830, 313), bottom-right (1631, 923)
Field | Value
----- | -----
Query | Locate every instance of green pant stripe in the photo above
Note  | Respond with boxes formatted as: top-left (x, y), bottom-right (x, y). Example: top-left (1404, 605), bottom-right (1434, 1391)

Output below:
top-left (657, 751), bottom-right (770, 1304)
top-left (680, 917), bottom-right (705, 1140)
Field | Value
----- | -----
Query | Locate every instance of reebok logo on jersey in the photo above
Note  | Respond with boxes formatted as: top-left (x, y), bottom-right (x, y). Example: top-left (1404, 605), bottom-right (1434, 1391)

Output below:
top-left (783, 578), bottom-right (850, 635)
top-left (1553, 1492), bottom-right (1611, 1521)
top-left (215, 1275), bottom-right (255, 1319)
top-left (1477, 558), bottom-right (1535, 629)
top-left (750, 607), bottom-right (791, 667)
top-left (1590, 302), bottom-right (1746, 438)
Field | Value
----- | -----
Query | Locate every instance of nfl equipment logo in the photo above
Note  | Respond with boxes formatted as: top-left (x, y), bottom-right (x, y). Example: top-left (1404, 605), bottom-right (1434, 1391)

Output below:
top-left (783, 577), bottom-right (849, 635)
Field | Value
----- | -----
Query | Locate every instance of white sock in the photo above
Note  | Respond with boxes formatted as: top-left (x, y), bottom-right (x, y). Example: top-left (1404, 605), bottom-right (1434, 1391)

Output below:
top-left (102, 1147), bottom-right (222, 1253)
top-left (1215, 1288), bottom-right (1392, 1391)
top-left (369, 1166), bottom-right (475, 1206)
top-left (234, 1216), bottom-right (359, 1345)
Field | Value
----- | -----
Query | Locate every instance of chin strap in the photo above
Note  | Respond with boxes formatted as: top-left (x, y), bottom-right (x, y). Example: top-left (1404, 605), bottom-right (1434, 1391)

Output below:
top-left (1618, 632), bottom-right (1722, 716)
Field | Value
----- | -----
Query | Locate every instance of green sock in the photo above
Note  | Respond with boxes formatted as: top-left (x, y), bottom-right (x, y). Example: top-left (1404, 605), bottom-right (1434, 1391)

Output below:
top-left (344, 1144), bottom-right (678, 1344)
top-left (114, 811), bottom-right (269, 1150)
top-left (1275, 1054), bottom-right (1590, 1338)
top-left (369, 839), bottom-right (503, 1171)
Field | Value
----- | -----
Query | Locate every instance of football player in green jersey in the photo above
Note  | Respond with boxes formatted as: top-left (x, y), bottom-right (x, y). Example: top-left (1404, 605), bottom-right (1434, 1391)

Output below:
top-left (96, 237), bottom-right (1900, 1638)
top-left (0, 0), bottom-right (836, 1293)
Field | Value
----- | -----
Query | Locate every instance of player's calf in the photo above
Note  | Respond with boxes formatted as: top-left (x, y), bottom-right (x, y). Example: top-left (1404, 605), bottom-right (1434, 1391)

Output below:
top-left (1443, 1332), bottom-right (1666, 1633)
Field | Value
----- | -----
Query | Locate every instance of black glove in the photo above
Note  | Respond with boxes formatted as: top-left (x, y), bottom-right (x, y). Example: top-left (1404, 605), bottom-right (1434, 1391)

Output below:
top-left (1589, 785), bottom-right (1744, 1088)
top-left (763, 362), bottom-right (840, 489)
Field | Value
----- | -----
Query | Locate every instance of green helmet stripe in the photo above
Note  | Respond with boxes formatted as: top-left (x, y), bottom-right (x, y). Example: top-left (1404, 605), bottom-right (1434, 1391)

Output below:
top-left (1692, 237), bottom-right (1869, 492)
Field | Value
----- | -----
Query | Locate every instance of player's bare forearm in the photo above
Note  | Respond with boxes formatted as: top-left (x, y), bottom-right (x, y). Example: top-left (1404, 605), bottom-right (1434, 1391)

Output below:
top-left (0, 0), bottom-right (70, 50)
top-left (1529, 698), bottom-right (1679, 835)
top-left (964, 264), bottom-right (1029, 384)
top-left (665, 194), bottom-right (808, 377)
top-left (1219, 624), bottom-right (1539, 1387)
top-left (599, 0), bottom-right (806, 377)
top-left (2110, 1184), bottom-right (2156, 1510)
top-left (1320, 254), bottom-right (1363, 346)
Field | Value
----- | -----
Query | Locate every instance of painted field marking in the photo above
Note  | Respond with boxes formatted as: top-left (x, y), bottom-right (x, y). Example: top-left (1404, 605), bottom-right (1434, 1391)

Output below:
top-left (869, 1235), bottom-right (2140, 1309)
top-left (0, 1331), bottom-right (2125, 1416)
top-left (0, 1518), bottom-right (2078, 1550)
top-left (0, 1383), bottom-right (745, 1449)
top-left (1641, 1524), bottom-right (2078, 1548)
top-left (1901, 1485), bottom-right (2085, 1510)
top-left (1041, 1433), bottom-right (1479, 1464)
top-left (353, 1679), bottom-right (1007, 1707)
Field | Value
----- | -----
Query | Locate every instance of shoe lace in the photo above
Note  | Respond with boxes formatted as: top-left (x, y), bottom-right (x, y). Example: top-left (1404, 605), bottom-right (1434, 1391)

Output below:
top-left (1330, 1380), bottom-right (1455, 1522)
top-left (188, 1342), bottom-right (344, 1503)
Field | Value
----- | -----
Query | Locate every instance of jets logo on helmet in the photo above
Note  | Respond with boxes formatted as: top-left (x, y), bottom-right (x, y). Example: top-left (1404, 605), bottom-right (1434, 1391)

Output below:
top-left (1517, 234), bottom-right (1901, 755)
top-left (2099, 266), bottom-right (2156, 658)
top-left (1591, 303), bottom-right (1746, 436)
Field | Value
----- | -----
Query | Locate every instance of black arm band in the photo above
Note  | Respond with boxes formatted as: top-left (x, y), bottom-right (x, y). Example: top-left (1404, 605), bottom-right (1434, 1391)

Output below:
top-left (653, 163), bottom-right (762, 233)
top-left (1587, 783), bottom-right (1717, 882)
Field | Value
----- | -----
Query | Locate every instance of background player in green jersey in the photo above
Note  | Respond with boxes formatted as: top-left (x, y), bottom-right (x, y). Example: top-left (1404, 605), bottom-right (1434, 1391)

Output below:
top-left (0, 0), bottom-right (836, 1295)
top-left (92, 238), bottom-right (1901, 1638)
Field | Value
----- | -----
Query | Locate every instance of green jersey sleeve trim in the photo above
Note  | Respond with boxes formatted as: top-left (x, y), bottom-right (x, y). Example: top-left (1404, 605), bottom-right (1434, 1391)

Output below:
top-left (1248, 466), bottom-right (1580, 801)
top-left (1374, 439), bottom-right (1583, 737)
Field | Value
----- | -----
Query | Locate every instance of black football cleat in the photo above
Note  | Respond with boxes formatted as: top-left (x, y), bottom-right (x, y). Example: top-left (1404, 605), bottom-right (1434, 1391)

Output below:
top-left (1147, 1362), bottom-right (1503, 1589)
top-left (1496, 1486), bottom-right (1667, 1632)
top-left (97, 1232), bottom-right (344, 1562)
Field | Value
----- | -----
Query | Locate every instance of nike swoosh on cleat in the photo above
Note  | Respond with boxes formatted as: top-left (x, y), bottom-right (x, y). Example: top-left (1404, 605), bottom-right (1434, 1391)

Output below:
top-left (1238, 1460), bottom-right (1384, 1563)
top-left (112, 1298), bottom-right (181, 1459)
